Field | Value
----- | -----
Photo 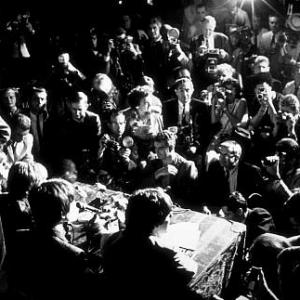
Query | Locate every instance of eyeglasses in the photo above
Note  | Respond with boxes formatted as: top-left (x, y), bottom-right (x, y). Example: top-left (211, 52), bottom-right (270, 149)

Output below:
top-left (219, 150), bottom-right (239, 159)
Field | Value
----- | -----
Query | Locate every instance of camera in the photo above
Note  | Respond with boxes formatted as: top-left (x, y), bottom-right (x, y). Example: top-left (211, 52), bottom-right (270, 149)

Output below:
top-left (277, 111), bottom-right (292, 123)
top-left (256, 88), bottom-right (267, 102)
top-left (207, 65), bottom-right (217, 74)
top-left (206, 49), bottom-right (220, 74)
top-left (167, 27), bottom-right (180, 48)
top-left (257, 93), bottom-right (265, 101)
top-left (199, 90), bottom-right (209, 103)
top-left (208, 49), bottom-right (220, 56)
top-left (262, 156), bottom-right (277, 167)
top-left (214, 79), bottom-right (237, 100)
top-left (102, 135), bottom-right (134, 152)
top-left (103, 138), bottom-right (120, 152)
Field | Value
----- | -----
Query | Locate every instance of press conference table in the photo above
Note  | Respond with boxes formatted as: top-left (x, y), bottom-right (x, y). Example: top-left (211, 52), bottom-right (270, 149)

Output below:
top-left (169, 208), bottom-right (246, 298)
top-left (74, 183), bottom-right (246, 299)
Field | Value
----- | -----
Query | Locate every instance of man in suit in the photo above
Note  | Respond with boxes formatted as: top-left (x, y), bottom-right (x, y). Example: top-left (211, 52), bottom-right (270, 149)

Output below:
top-left (139, 130), bottom-right (198, 209)
top-left (190, 15), bottom-right (230, 59)
top-left (190, 15), bottom-right (231, 90)
top-left (203, 140), bottom-right (265, 213)
top-left (258, 13), bottom-right (283, 57)
top-left (51, 91), bottom-right (101, 182)
top-left (163, 77), bottom-right (211, 159)
top-left (4, 113), bottom-right (33, 165)
top-left (102, 188), bottom-right (198, 300)
top-left (24, 87), bottom-right (49, 162)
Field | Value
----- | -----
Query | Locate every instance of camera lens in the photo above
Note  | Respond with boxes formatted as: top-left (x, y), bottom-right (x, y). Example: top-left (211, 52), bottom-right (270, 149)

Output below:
top-left (257, 93), bottom-right (264, 101)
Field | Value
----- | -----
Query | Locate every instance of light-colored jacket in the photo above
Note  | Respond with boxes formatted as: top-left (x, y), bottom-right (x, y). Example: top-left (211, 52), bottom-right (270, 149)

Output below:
top-left (5, 133), bottom-right (34, 165)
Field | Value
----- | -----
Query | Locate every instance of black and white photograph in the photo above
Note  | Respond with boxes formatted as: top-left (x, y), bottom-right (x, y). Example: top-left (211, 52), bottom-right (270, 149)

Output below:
top-left (0, 0), bottom-right (299, 299)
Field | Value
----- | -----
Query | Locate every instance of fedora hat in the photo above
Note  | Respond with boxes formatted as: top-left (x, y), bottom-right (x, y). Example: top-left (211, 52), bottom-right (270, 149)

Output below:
top-left (286, 13), bottom-right (300, 32)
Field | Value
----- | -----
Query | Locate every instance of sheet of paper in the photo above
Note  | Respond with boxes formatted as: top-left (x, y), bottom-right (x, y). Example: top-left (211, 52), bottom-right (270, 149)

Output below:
top-left (162, 222), bottom-right (200, 251)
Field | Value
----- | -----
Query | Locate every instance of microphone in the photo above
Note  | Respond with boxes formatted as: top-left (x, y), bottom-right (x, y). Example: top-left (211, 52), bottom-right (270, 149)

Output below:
top-left (76, 202), bottom-right (101, 214)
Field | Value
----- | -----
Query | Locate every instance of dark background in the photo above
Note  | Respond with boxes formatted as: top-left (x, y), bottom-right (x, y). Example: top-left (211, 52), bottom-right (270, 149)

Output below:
top-left (0, 0), bottom-right (293, 32)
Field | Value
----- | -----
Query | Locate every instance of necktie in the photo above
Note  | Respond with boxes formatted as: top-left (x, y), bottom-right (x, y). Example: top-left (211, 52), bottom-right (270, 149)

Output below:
top-left (182, 106), bottom-right (188, 126)
top-left (270, 33), bottom-right (276, 51)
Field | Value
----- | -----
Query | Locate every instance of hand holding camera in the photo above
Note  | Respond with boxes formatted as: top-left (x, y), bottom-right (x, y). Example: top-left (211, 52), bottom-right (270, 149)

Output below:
top-left (261, 155), bottom-right (281, 180)
top-left (118, 147), bottom-right (131, 163)
top-left (284, 113), bottom-right (296, 133)
top-left (154, 164), bottom-right (178, 180)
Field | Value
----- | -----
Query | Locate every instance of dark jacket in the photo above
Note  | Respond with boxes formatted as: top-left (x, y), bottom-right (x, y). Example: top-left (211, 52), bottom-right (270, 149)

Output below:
top-left (140, 153), bottom-right (198, 208)
top-left (102, 231), bottom-right (198, 300)
top-left (245, 207), bottom-right (276, 247)
top-left (163, 98), bottom-right (212, 153)
top-left (204, 160), bottom-right (265, 208)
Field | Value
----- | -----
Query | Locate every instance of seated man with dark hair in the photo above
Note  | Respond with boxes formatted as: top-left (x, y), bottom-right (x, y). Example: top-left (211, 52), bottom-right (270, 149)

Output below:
top-left (102, 187), bottom-right (199, 300)
top-left (26, 178), bottom-right (101, 300)
top-left (139, 130), bottom-right (198, 208)
top-left (221, 191), bottom-right (275, 247)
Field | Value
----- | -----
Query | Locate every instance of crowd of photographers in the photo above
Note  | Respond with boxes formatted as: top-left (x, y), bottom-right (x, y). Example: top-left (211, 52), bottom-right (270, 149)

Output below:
top-left (1, 1), bottom-right (300, 299)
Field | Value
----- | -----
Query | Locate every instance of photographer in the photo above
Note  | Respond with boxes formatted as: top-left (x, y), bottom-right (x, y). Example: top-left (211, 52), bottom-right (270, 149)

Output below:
top-left (79, 27), bottom-right (114, 80)
top-left (97, 110), bottom-right (137, 192)
top-left (191, 15), bottom-right (230, 56)
top-left (124, 86), bottom-right (163, 161)
top-left (143, 18), bottom-right (190, 98)
top-left (139, 130), bottom-right (198, 209)
top-left (163, 26), bottom-right (190, 69)
top-left (2, 9), bottom-right (36, 86)
top-left (46, 50), bottom-right (86, 117)
top-left (230, 26), bottom-right (257, 78)
top-left (208, 78), bottom-right (248, 154)
top-left (109, 27), bottom-right (144, 98)
top-left (261, 138), bottom-right (300, 232)
top-left (89, 73), bottom-right (119, 130)
top-left (272, 94), bottom-right (300, 142)
top-left (163, 77), bottom-right (211, 163)
top-left (248, 73), bottom-right (281, 163)
top-left (190, 16), bottom-right (231, 90)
